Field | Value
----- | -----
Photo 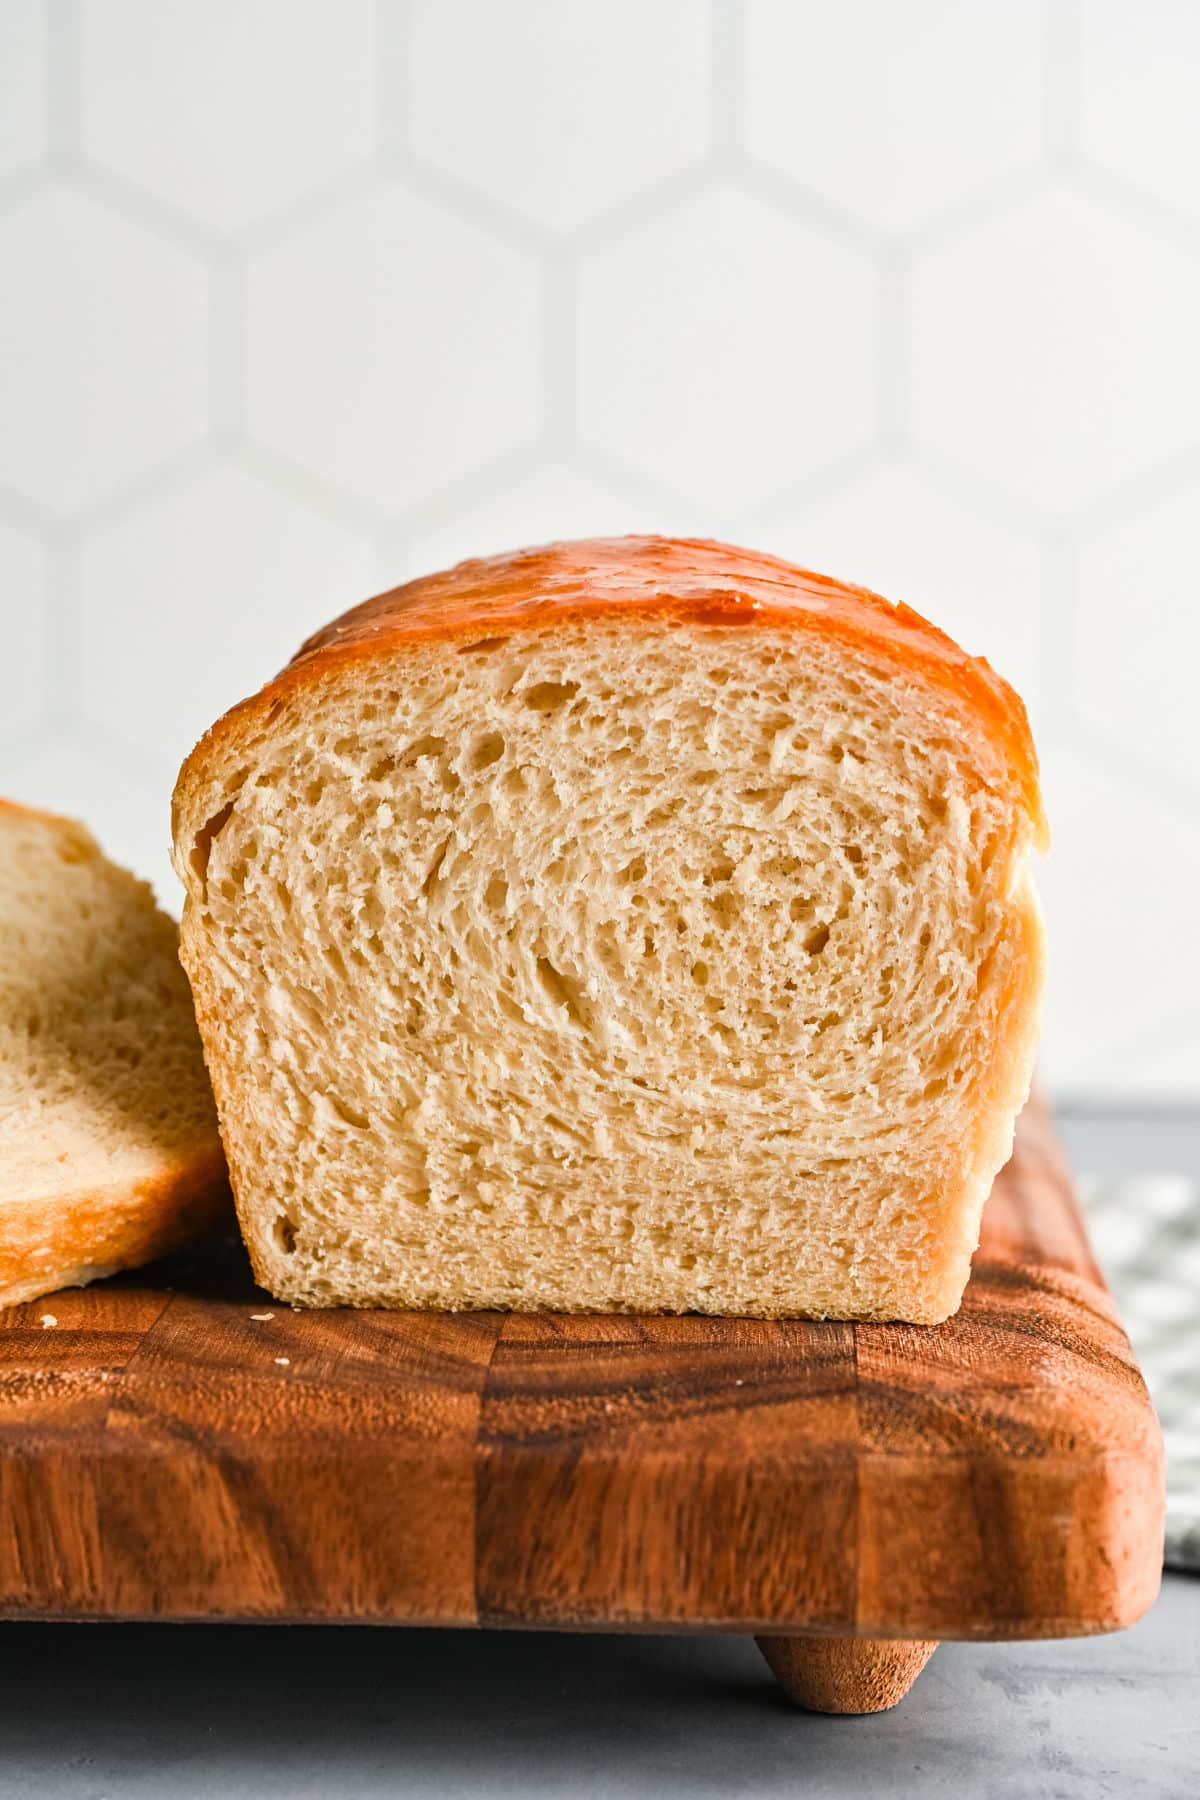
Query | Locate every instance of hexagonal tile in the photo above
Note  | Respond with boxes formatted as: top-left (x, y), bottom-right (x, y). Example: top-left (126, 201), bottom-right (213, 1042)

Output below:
top-left (81, 467), bottom-right (374, 770)
top-left (745, 0), bottom-right (1043, 233)
top-left (1075, 483), bottom-right (1200, 794)
top-left (579, 184), bottom-right (875, 509)
top-left (1081, 1), bottom-right (1200, 222)
top-left (405, 467), bottom-right (672, 580)
top-left (759, 467), bottom-right (1042, 710)
top-left (0, 0), bottom-right (44, 177)
top-left (411, 0), bottom-right (708, 232)
top-left (2, 739), bottom-right (178, 910)
top-left (1035, 743), bottom-right (1200, 1092)
top-left (0, 525), bottom-right (46, 741)
top-left (247, 182), bottom-right (542, 515)
top-left (80, 0), bottom-right (373, 231)
top-left (911, 187), bottom-right (1200, 516)
top-left (0, 190), bottom-right (208, 513)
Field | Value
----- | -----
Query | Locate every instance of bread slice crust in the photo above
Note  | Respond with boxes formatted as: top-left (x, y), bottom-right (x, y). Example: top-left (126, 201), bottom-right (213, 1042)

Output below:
top-left (1, 800), bottom-right (230, 1309)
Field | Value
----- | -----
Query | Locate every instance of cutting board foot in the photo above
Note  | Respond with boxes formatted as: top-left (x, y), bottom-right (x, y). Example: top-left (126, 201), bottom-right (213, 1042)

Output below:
top-left (756, 1634), bottom-right (938, 1714)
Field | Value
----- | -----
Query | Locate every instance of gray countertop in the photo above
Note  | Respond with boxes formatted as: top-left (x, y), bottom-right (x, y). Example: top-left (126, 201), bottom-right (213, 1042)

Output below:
top-left (1, 1107), bottom-right (1196, 1800)
top-left (0, 1583), bottom-right (1195, 1800)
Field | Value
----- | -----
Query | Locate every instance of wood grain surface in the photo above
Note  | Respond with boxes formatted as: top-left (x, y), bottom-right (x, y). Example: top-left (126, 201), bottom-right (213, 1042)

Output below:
top-left (0, 1102), bottom-right (1164, 1641)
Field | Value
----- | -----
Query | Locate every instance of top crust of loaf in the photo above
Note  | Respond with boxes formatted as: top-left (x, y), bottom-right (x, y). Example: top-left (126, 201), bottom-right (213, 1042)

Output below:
top-left (175, 537), bottom-right (1047, 847)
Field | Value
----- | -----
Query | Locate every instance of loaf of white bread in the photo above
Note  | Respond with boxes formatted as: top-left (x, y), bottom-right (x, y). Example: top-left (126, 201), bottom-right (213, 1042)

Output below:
top-left (1, 801), bottom-right (229, 1307)
top-left (172, 537), bottom-right (1047, 1323)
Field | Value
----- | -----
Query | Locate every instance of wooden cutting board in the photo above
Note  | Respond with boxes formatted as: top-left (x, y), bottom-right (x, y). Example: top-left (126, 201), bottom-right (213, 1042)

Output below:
top-left (0, 1100), bottom-right (1164, 1713)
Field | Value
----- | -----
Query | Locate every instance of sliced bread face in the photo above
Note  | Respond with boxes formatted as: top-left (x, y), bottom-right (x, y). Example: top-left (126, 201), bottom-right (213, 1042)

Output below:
top-left (0, 802), bottom-right (229, 1308)
top-left (173, 537), bottom-right (1047, 1323)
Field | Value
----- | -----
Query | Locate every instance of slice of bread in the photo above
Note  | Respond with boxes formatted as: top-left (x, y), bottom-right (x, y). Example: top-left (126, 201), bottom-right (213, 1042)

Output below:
top-left (172, 536), bottom-right (1047, 1323)
top-left (0, 801), bottom-right (229, 1308)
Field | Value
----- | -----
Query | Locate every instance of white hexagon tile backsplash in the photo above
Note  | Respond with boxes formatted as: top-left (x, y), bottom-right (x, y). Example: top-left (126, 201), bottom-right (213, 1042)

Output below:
top-left (79, 0), bottom-right (375, 232)
top-left (0, 190), bottom-right (210, 513)
top-left (579, 183), bottom-right (877, 509)
top-left (0, 0), bottom-right (45, 180)
top-left (1, 0), bottom-right (1197, 1100)
top-left (79, 468), bottom-right (375, 768)
top-left (247, 182), bottom-right (543, 513)
top-left (744, 0), bottom-right (1047, 234)
top-left (910, 186), bottom-right (1200, 517)
top-left (411, 0), bottom-right (712, 233)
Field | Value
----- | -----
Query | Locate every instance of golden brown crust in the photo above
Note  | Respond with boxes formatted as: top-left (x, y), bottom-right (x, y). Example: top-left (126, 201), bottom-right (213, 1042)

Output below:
top-left (176, 536), bottom-right (1047, 846)
top-left (0, 1146), bottom-right (231, 1309)
top-left (0, 798), bottom-right (58, 821)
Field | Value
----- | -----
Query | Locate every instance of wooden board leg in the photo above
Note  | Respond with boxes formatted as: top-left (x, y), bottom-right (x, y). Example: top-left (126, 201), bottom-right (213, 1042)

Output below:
top-left (756, 1634), bottom-right (937, 1714)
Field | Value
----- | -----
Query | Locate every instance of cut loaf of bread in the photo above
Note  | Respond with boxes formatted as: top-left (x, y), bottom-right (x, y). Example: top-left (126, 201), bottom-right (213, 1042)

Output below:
top-left (173, 536), bottom-right (1047, 1323)
top-left (0, 801), bottom-right (229, 1308)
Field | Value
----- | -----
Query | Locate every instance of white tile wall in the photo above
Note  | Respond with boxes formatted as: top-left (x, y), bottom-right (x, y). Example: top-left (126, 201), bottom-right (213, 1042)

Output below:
top-left (0, 1), bottom-right (46, 179)
top-left (411, 0), bottom-right (712, 232)
top-left (911, 186), bottom-right (1200, 515)
top-left (0, 190), bottom-right (209, 511)
top-left (579, 183), bottom-right (877, 508)
top-left (1, 0), bottom-right (1197, 1101)
top-left (744, 0), bottom-right (1047, 233)
top-left (247, 183), bottom-right (543, 512)
top-left (80, 0), bottom-right (376, 231)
